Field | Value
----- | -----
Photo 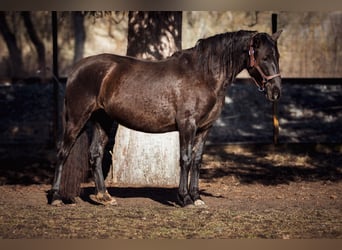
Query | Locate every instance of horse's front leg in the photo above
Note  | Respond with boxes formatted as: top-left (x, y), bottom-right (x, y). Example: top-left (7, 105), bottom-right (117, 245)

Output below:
top-left (89, 122), bottom-right (117, 206)
top-left (177, 118), bottom-right (197, 207)
top-left (189, 130), bottom-right (209, 207)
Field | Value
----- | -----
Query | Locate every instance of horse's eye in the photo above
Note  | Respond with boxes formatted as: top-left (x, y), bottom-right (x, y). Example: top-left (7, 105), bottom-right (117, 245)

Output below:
top-left (262, 56), bottom-right (268, 61)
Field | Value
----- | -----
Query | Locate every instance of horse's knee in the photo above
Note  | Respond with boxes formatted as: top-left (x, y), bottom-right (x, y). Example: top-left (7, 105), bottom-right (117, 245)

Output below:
top-left (89, 150), bottom-right (100, 166)
top-left (180, 155), bottom-right (192, 168)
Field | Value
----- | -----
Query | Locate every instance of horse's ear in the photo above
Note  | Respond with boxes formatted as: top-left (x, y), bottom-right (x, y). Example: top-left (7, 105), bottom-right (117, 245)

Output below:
top-left (272, 30), bottom-right (283, 41)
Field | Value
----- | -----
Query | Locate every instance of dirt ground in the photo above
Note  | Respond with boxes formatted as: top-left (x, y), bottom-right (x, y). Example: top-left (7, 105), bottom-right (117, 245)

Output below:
top-left (0, 144), bottom-right (341, 239)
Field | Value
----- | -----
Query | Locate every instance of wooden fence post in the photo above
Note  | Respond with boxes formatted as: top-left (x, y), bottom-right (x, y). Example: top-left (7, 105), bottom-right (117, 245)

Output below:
top-left (272, 13), bottom-right (279, 144)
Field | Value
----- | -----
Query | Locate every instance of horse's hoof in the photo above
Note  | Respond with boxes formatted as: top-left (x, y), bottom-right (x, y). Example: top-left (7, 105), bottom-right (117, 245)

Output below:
top-left (194, 199), bottom-right (207, 207)
top-left (184, 203), bottom-right (196, 208)
top-left (67, 197), bottom-right (82, 206)
top-left (106, 198), bottom-right (118, 206)
top-left (51, 199), bottom-right (63, 206)
top-left (89, 191), bottom-right (117, 206)
top-left (183, 200), bottom-right (206, 208)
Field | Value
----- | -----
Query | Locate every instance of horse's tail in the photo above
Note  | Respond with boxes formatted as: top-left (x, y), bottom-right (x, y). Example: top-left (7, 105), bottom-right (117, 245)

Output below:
top-left (58, 129), bottom-right (89, 201)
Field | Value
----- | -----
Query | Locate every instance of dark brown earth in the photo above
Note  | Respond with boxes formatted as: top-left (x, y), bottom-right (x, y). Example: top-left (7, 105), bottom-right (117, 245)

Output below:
top-left (0, 144), bottom-right (341, 239)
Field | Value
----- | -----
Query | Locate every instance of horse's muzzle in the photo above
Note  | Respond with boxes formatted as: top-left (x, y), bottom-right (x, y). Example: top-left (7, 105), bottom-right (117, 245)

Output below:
top-left (265, 81), bottom-right (281, 102)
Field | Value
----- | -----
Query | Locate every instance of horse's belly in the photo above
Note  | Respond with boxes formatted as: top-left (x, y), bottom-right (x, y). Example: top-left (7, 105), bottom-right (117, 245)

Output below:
top-left (106, 103), bottom-right (177, 133)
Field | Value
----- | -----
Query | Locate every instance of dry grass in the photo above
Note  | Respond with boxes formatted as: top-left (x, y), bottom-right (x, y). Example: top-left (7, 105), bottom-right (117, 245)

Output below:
top-left (0, 202), bottom-right (341, 239)
top-left (0, 143), bottom-right (341, 239)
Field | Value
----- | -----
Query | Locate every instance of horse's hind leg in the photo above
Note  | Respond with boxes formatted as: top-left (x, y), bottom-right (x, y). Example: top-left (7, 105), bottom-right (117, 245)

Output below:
top-left (49, 106), bottom-right (95, 205)
top-left (89, 121), bottom-right (117, 205)
top-left (50, 129), bottom-right (80, 204)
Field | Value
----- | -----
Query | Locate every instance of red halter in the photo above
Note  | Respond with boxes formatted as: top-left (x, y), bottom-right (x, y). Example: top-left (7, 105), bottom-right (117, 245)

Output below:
top-left (249, 36), bottom-right (281, 92)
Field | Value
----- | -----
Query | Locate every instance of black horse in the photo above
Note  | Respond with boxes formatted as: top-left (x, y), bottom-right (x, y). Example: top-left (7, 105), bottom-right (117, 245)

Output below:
top-left (49, 30), bottom-right (282, 207)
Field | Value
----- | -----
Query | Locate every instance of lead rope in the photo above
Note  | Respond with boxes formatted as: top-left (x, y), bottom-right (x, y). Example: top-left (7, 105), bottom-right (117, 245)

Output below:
top-left (273, 101), bottom-right (279, 144)
top-left (249, 34), bottom-right (280, 144)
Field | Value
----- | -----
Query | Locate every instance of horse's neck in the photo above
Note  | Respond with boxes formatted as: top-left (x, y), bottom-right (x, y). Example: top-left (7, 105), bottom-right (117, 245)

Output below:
top-left (210, 34), bottom-right (252, 95)
top-left (189, 31), bottom-right (254, 96)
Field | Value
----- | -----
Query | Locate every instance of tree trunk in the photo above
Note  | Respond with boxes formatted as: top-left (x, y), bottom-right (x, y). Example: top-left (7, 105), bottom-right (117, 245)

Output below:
top-left (0, 11), bottom-right (25, 78)
top-left (108, 11), bottom-right (182, 186)
top-left (21, 11), bottom-right (46, 80)
top-left (72, 11), bottom-right (86, 63)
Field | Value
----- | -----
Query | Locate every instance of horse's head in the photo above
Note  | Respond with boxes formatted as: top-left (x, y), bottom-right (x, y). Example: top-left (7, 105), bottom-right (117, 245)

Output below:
top-left (247, 31), bottom-right (282, 101)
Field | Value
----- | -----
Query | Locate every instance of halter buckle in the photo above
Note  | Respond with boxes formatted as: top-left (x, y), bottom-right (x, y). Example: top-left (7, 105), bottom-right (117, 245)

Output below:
top-left (258, 86), bottom-right (265, 92)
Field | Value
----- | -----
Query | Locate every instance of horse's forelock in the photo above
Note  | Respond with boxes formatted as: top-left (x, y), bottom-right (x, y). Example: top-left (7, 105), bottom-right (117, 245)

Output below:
top-left (253, 32), bottom-right (277, 48)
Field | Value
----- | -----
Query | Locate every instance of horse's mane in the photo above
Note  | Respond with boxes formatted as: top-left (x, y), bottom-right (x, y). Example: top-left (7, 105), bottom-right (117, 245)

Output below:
top-left (193, 30), bottom-right (256, 81)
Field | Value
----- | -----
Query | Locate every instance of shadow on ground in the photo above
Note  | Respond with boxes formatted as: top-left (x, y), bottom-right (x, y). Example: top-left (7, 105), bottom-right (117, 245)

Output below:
top-left (0, 157), bottom-right (54, 185)
top-left (1, 143), bottom-right (341, 207)
top-left (201, 143), bottom-right (342, 185)
top-left (79, 186), bottom-right (179, 207)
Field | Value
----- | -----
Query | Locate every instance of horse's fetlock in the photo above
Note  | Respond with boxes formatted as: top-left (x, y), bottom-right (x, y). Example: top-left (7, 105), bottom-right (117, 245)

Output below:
top-left (177, 193), bottom-right (193, 207)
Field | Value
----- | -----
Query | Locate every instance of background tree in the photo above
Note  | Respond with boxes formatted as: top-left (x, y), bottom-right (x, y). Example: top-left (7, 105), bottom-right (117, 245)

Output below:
top-left (107, 11), bottom-right (182, 186)
top-left (0, 11), bottom-right (25, 78)
top-left (0, 11), bottom-right (47, 80)
top-left (72, 11), bottom-right (86, 63)
top-left (21, 11), bottom-right (46, 80)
